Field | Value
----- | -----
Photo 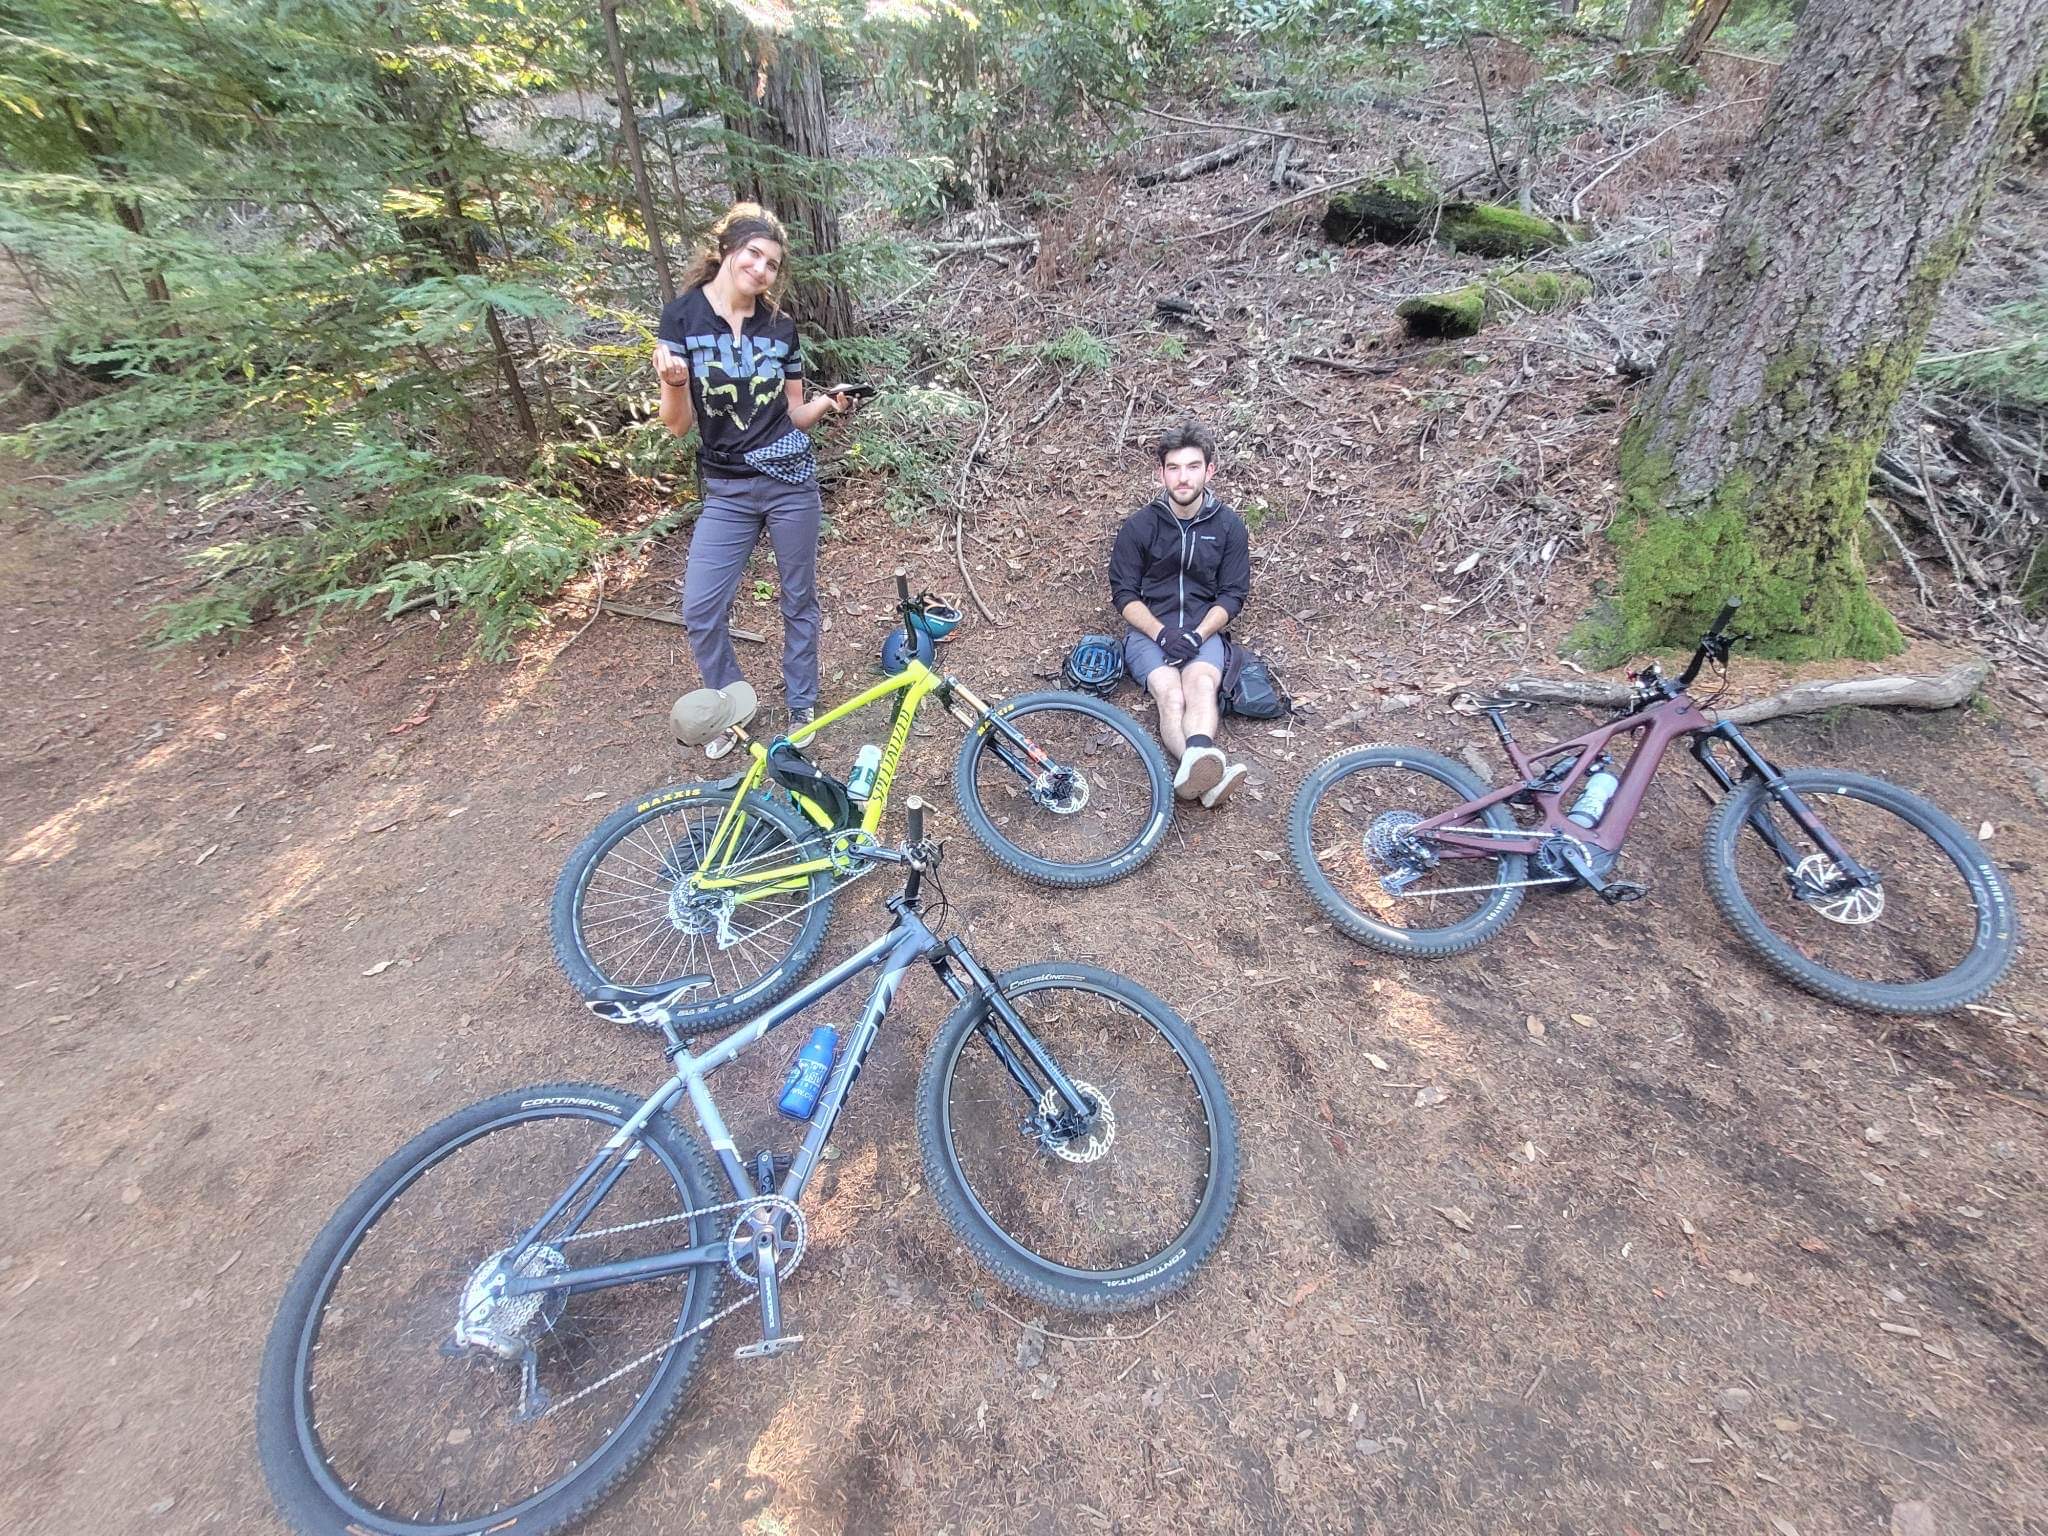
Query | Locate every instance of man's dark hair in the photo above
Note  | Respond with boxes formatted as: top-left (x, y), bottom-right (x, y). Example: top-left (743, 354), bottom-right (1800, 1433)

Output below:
top-left (1156, 420), bottom-right (1216, 466)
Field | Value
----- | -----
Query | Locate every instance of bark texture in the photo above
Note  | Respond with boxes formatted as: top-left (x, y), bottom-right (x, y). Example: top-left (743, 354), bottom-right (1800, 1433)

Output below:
top-left (1622, 0), bottom-right (1668, 47)
top-left (722, 26), bottom-right (855, 338)
top-left (599, 0), bottom-right (674, 304)
top-left (1672, 0), bottom-right (1732, 69)
top-left (1610, 0), bottom-right (2048, 661)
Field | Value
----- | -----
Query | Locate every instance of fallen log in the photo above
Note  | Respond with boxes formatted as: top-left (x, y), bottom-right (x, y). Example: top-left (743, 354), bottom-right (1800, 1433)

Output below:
top-left (1396, 271), bottom-right (1591, 339)
top-left (1464, 657), bottom-right (1995, 724)
top-left (1137, 138), bottom-right (1257, 187)
top-left (602, 600), bottom-right (765, 643)
top-left (1325, 179), bottom-right (1580, 257)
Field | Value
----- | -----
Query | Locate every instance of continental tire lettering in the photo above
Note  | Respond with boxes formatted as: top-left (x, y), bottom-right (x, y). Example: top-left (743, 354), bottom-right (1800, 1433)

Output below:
top-left (1103, 1247), bottom-right (1187, 1287)
top-left (521, 1096), bottom-right (618, 1112)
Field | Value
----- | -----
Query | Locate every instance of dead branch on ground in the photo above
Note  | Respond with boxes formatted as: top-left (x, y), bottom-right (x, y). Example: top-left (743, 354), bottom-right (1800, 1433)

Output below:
top-left (1465, 657), bottom-right (1995, 723)
top-left (1136, 139), bottom-right (1257, 186)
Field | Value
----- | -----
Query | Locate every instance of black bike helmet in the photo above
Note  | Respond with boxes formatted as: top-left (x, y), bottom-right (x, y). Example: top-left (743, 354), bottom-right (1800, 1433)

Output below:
top-left (1063, 634), bottom-right (1124, 696)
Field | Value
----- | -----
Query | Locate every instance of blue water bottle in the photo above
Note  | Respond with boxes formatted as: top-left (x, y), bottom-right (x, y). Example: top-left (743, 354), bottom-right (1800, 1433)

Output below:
top-left (777, 1025), bottom-right (839, 1120)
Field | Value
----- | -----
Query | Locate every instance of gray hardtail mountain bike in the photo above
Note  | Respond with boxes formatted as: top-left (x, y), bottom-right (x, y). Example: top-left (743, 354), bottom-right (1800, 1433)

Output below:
top-left (257, 801), bottom-right (1240, 1536)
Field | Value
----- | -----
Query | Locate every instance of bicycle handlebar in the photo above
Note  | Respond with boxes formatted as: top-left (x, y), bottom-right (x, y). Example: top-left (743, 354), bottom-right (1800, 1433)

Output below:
top-left (1706, 596), bottom-right (1740, 640)
top-left (906, 796), bottom-right (925, 844)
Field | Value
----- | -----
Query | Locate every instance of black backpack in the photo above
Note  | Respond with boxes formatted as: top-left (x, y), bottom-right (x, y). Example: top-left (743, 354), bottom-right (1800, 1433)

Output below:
top-left (1221, 637), bottom-right (1292, 720)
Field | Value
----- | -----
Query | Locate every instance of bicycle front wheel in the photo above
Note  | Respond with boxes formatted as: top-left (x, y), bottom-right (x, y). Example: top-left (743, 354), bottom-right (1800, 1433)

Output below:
top-left (953, 692), bottom-right (1172, 887)
top-left (550, 783), bottom-right (835, 1030)
top-left (256, 1083), bottom-right (723, 1536)
top-left (1289, 744), bottom-right (1528, 958)
top-left (1703, 767), bottom-right (2019, 1015)
top-left (918, 963), bottom-right (1240, 1312)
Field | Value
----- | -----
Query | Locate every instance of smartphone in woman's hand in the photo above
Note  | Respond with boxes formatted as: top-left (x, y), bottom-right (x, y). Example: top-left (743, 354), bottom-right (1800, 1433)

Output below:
top-left (818, 381), bottom-right (877, 399)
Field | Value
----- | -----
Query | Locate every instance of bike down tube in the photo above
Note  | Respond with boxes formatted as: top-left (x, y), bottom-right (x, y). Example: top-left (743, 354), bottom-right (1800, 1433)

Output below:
top-left (775, 914), bottom-right (940, 1205)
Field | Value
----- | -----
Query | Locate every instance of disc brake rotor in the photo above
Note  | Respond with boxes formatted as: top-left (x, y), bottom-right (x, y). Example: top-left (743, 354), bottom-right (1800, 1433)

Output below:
top-left (667, 882), bottom-right (727, 936)
top-left (1036, 1082), bottom-right (1114, 1164)
top-left (1792, 852), bottom-right (1885, 925)
top-left (1034, 769), bottom-right (1090, 816)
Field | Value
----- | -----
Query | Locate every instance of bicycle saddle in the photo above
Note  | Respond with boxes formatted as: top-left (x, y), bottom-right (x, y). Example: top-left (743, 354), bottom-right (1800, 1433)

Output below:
top-left (670, 682), bottom-right (759, 746)
top-left (587, 976), bottom-right (714, 1006)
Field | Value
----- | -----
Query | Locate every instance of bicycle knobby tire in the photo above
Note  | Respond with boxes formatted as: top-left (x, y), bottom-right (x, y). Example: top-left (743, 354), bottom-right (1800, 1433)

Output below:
top-left (1701, 767), bottom-right (2019, 1015)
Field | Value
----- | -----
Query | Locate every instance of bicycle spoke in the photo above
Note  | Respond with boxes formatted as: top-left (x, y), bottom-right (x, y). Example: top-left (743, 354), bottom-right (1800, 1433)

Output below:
top-left (1305, 761), bottom-right (1509, 930)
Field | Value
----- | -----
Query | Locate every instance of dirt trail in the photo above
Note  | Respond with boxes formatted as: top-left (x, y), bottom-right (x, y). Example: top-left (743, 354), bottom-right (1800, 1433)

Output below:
top-left (3, 473), bottom-right (2045, 1536)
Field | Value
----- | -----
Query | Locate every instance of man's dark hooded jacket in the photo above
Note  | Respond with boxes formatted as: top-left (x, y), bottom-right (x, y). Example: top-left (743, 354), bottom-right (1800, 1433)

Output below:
top-left (1108, 492), bottom-right (1252, 633)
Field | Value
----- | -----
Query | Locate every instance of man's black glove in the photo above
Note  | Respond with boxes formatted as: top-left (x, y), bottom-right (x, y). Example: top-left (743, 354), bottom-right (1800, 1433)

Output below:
top-left (1158, 624), bottom-right (1202, 665)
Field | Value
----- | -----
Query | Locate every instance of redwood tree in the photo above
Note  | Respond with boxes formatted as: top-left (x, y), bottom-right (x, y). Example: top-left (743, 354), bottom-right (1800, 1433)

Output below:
top-left (1611, 0), bottom-right (2048, 659)
top-left (720, 19), bottom-right (854, 337)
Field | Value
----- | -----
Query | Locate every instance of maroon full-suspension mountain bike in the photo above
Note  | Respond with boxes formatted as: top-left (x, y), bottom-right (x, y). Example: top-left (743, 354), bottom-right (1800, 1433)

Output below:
top-left (1288, 601), bottom-right (2019, 1016)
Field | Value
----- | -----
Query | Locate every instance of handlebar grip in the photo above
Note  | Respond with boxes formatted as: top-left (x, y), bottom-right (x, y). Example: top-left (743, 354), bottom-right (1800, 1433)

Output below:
top-left (905, 796), bottom-right (925, 844)
top-left (895, 569), bottom-right (911, 608)
top-left (1708, 597), bottom-right (1741, 638)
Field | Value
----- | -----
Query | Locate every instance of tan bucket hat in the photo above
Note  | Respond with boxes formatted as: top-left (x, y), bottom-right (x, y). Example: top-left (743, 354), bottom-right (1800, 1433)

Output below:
top-left (670, 681), bottom-right (759, 746)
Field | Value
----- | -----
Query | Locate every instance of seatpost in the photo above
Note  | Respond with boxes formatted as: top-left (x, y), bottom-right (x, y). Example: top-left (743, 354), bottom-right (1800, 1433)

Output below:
top-left (902, 796), bottom-right (926, 905)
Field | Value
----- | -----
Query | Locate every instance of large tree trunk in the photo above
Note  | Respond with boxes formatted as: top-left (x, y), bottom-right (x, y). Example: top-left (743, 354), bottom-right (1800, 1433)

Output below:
top-left (1622, 0), bottom-right (1669, 47)
top-left (1610, 0), bottom-right (2048, 661)
top-left (721, 26), bottom-right (855, 338)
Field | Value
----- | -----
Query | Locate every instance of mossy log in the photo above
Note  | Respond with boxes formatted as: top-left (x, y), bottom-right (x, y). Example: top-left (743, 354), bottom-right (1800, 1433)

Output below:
top-left (1395, 272), bottom-right (1592, 338)
top-left (1324, 182), bottom-right (1579, 257)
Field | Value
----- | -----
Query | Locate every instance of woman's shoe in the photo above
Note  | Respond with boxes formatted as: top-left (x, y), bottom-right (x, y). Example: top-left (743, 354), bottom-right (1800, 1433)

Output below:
top-left (703, 728), bottom-right (740, 761)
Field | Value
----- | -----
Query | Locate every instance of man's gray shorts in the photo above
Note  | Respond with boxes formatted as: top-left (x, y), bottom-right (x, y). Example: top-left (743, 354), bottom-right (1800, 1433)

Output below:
top-left (1123, 628), bottom-right (1228, 682)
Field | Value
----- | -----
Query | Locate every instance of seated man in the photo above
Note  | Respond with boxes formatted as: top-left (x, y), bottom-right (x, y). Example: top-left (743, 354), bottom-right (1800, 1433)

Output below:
top-left (1108, 420), bottom-right (1253, 807)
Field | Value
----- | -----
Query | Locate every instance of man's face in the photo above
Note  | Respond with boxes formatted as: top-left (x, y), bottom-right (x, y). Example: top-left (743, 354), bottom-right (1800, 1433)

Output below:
top-left (1158, 447), bottom-right (1213, 509)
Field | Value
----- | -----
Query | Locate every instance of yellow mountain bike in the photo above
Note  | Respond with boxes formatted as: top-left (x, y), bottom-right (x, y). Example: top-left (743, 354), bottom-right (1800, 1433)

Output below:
top-left (551, 574), bottom-right (1174, 1030)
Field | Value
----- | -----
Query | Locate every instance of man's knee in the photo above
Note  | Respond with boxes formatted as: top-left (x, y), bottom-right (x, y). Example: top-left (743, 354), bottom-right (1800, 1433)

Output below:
top-left (1183, 665), bottom-right (1221, 705)
top-left (1147, 669), bottom-right (1184, 711)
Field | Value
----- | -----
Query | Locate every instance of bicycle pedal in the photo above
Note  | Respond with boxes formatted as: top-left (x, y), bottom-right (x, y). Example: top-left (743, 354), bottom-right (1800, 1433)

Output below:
top-left (1600, 880), bottom-right (1650, 905)
top-left (735, 1333), bottom-right (805, 1360)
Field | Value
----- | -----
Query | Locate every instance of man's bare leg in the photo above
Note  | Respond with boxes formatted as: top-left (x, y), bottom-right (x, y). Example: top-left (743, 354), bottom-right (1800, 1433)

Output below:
top-left (1181, 662), bottom-right (1222, 743)
top-left (1147, 666), bottom-right (1189, 758)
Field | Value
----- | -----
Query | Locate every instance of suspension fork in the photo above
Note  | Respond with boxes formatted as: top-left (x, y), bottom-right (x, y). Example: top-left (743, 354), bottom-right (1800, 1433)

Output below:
top-left (1692, 724), bottom-right (1876, 884)
top-left (928, 938), bottom-right (1093, 1123)
top-left (944, 679), bottom-right (1061, 785)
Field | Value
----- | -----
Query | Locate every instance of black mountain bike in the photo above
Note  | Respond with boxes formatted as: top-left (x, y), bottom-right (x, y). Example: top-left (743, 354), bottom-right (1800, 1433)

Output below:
top-left (258, 801), bottom-right (1239, 1536)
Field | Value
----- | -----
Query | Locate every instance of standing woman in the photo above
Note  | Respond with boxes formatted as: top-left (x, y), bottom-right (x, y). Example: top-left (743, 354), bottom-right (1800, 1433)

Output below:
top-left (654, 203), bottom-right (853, 757)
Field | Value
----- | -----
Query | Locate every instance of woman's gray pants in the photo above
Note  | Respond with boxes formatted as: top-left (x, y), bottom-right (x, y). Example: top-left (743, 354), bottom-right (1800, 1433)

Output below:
top-left (679, 472), bottom-right (822, 715)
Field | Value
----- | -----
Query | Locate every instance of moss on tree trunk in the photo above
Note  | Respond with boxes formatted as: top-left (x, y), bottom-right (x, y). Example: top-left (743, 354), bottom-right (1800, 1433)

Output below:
top-left (1602, 0), bottom-right (2048, 663)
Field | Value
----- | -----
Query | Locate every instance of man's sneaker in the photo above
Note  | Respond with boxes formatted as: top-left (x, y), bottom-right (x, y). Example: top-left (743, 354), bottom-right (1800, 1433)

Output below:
top-left (1200, 760), bottom-right (1248, 809)
top-left (787, 707), bottom-right (815, 732)
top-left (703, 728), bottom-right (740, 762)
top-left (1173, 745), bottom-right (1225, 801)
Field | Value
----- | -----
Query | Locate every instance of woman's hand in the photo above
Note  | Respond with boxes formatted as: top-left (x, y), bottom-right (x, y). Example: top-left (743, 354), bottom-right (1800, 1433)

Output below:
top-left (827, 389), bottom-right (856, 418)
top-left (653, 342), bottom-right (690, 389)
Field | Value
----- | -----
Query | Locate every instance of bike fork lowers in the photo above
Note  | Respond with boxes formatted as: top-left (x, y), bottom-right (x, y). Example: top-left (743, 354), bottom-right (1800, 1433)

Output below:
top-left (927, 938), bottom-right (1094, 1131)
top-left (1692, 724), bottom-right (1877, 889)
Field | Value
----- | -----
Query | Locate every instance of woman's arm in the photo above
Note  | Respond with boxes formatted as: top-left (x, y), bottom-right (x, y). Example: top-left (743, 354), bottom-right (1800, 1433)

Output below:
top-left (655, 344), bottom-right (695, 437)
top-left (785, 379), bottom-right (850, 431)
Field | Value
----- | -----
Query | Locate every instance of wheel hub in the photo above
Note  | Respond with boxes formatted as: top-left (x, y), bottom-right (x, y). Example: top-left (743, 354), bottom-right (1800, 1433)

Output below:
top-left (1792, 853), bottom-right (1884, 925)
top-left (454, 1244), bottom-right (568, 1358)
top-left (1363, 810), bottom-right (1424, 869)
top-left (666, 883), bottom-right (727, 937)
top-left (1033, 768), bottom-right (1090, 816)
top-left (1035, 1082), bottom-right (1114, 1164)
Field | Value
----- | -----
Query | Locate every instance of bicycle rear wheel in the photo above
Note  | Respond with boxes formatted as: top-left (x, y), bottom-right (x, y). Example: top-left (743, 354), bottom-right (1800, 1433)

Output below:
top-left (953, 692), bottom-right (1172, 887)
top-left (256, 1083), bottom-right (722, 1536)
top-left (1702, 767), bottom-right (2018, 1015)
top-left (917, 963), bottom-right (1239, 1312)
top-left (550, 784), bottom-right (835, 1030)
top-left (1288, 744), bottom-right (1528, 958)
